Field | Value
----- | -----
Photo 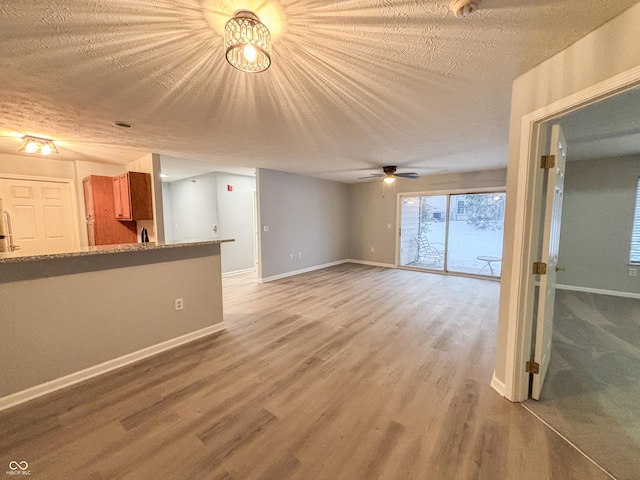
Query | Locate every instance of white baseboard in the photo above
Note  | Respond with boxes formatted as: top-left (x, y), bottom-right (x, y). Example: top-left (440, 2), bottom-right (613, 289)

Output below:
top-left (258, 260), bottom-right (349, 283)
top-left (556, 284), bottom-right (640, 300)
top-left (346, 259), bottom-right (396, 269)
top-left (222, 267), bottom-right (256, 278)
top-left (0, 323), bottom-right (226, 412)
top-left (490, 371), bottom-right (506, 397)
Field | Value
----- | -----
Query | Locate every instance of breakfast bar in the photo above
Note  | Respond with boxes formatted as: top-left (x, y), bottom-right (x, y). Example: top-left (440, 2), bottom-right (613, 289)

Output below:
top-left (0, 239), bottom-right (233, 408)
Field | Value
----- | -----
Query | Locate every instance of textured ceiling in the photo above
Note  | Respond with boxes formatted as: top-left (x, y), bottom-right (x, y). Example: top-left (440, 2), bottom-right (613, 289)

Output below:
top-left (0, 0), bottom-right (638, 183)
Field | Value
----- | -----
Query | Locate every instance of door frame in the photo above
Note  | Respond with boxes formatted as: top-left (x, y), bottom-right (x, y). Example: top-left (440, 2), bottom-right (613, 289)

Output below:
top-left (0, 173), bottom-right (82, 252)
top-left (503, 66), bottom-right (640, 402)
top-left (395, 187), bottom-right (507, 275)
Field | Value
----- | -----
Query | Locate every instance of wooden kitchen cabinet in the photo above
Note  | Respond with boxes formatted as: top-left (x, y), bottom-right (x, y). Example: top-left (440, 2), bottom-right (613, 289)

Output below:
top-left (112, 172), bottom-right (153, 221)
top-left (83, 176), bottom-right (137, 246)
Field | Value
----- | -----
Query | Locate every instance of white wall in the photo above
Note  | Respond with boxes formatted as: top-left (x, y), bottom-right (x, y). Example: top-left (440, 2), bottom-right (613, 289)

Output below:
top-left (162, 182), bottom-right (174, 243)
top-left (558, 155), bottom-right (640, 294)
top-left (258, 169), bottom-right (350, 280)
top-left (0, 152), bottom-right (75, 179)
top-left (348, 169), bottom-right (507, 265)
top-left (496, 4), bottom-right (640, 390)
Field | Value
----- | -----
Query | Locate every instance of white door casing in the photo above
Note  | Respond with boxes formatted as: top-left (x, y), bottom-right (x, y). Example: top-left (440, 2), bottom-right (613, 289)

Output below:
top-left (0, 177), bottom-right (79, 256)
top-left (531, 124), bottom-right (567, 400)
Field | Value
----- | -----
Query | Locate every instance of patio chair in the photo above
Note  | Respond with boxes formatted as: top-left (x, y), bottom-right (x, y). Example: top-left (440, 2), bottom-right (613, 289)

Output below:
top-left (414, 236), bottom-right (444, 266)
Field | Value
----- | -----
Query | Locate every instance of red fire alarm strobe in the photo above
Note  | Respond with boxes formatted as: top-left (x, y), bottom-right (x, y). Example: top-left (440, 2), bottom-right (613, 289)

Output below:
top-left (227, 185), bottom-right (233, 192)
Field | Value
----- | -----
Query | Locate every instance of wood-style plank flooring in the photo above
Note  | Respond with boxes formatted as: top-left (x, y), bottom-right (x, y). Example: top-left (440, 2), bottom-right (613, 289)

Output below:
top-left (0, 264), bottom-right (611, 479)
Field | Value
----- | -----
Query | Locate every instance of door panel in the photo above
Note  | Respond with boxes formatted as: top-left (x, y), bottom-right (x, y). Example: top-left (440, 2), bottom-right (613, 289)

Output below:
top-left (14, 205), bottom-right (37, 239)
top-left (399, 195), bottom-right (447, 271)
top-left (0, 177), bottom-right (79, 256)
top-left (532, 124), bottom-right (567, 400)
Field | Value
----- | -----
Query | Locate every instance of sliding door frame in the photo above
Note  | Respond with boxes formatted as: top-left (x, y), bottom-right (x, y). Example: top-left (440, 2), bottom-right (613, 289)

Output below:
top-left (396, 186), bottom-right (506, 279)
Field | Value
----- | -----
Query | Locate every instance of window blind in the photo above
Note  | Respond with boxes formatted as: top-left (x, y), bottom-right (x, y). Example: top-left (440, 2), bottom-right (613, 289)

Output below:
top-left (631, 178), bottom-right (640, 264)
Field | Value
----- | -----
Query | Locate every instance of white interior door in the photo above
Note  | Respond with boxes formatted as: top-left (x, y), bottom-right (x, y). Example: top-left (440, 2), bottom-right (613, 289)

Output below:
top-left (0, 177), bottom-right (79, 256)
top-left (531, 124), bottom-right (567, 400)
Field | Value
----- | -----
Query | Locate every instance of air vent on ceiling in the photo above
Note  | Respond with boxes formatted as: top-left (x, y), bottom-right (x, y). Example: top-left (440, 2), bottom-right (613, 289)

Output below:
top-left (450, 0), bottom-right (480, 18)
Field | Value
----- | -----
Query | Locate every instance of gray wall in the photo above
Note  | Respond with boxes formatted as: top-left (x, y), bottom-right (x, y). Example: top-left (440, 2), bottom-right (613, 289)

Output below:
top-left (162, 172), bottom-right (256, 274)
top-left (348, 169), bottom-right (507, 265)
top-left (215, 173), bottom-right (256, 273)
top-left (166, 173), bottom-right (220, 242)
top-left (558, 155), bottom-right (640, 294)
top-left (495, 4), bottom-right (640, 389)
top-left (257, 169), bottom-right (349, 280)
top-left (0, 246), bottom-right (223, 398)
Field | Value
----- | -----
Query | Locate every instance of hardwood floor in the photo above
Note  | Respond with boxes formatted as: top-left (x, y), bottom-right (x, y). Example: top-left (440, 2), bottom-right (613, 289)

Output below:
top-left (0, 264), bottom-right (611, 479)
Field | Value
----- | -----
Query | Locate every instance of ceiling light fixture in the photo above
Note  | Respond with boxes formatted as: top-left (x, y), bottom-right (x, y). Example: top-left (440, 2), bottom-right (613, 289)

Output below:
top-left (19, 136), bottom-right (58, 156)
top-left (383, 176), bottom-right (396, 184)
top-left (225, 10), bottom-right (271, 73)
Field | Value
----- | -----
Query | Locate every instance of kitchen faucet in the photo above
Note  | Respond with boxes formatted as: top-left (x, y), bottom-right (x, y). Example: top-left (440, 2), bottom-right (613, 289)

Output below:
top-left (2, 210), bottom-right (20, 252)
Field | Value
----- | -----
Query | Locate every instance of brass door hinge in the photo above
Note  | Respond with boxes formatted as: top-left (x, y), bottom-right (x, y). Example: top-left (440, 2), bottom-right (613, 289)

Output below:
top-left (526, 361), bottom-right (540, 374)
top-left (541, 155), bottom-right (556, 169)
top-left (532, 262), bottom-right (547, 275)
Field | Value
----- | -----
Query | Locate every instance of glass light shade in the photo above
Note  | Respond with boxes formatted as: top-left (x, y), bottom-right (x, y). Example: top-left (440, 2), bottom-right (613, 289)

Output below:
top-left (225, 10), bottom-right (271, 73)
top-left (384, 176), bottom-right (396, 184)
top-left (19, 136), bottom-right (58, 155)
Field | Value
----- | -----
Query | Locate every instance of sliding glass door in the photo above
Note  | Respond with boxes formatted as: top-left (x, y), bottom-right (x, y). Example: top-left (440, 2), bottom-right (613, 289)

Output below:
top-left (399, 192), bottom-right (505, 277)
top-left (400, 195), bottom-right (447, 271)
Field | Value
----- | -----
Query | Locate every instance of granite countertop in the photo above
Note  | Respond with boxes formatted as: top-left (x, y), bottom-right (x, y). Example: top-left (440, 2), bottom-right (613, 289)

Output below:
top-left (0, 239), bottom-right (234, 264)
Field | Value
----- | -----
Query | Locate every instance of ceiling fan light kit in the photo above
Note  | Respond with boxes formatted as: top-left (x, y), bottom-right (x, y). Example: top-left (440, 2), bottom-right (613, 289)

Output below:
top-left (450, 0), bottom-right (481, 18)
top-left (358, 165), bottom-right (420, 185)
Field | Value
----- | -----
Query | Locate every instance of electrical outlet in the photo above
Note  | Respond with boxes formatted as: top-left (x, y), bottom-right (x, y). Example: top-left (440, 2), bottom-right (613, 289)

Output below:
top-left (630, 267), bottom-right (637, 277)
top-left (175, 298), bottom-right (184, 310)
top-left (289, 253), bottom-right (293, 259)
top-left (387, 223), bottom-right (392, 229)
top-left (263, 226), bottom-right (269, 232)
top-left (298, 252), bottom-right (302, 258)
top-left (370, 247), bottom-right (375, 253)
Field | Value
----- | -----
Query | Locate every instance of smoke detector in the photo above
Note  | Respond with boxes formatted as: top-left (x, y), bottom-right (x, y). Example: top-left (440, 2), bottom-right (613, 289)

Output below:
top-left (450, 0), bottom-right (480, 18)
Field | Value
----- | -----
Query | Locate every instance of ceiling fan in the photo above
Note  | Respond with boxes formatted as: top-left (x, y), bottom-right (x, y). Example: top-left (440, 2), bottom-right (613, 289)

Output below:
top-left (358, 165), bottom-right (419, 183)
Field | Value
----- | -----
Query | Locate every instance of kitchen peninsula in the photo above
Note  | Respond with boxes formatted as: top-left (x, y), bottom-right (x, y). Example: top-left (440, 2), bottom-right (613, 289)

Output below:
top-left (0, 239), bottom-right (233, 410)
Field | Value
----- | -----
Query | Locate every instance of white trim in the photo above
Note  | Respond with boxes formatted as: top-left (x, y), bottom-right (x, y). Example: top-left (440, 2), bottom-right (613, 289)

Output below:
top-left (346, 259), bottom-right (396, 269)
top-left (222, 267), bottom-right (256, 278)
top-left (258, 260), bottom-right (350, 283)
top-left (0, 173), bottom-right (74, 183)
top-left (556, 284), bottom-right (640, 300)
top-left (490, 372), bottom-right (506, 397)
top-left (0, 323), bottom-right (226, 412)
top-left (397, 186), bottom-right (507, 198)
top-left (505, 66), bottom-right (640, 402)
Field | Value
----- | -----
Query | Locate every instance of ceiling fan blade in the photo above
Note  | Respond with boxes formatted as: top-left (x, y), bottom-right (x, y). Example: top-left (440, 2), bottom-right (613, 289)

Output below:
top-left (395, 172), bottom-right (419, 178)
top-left (357, 174), bottom-right (385, 179)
